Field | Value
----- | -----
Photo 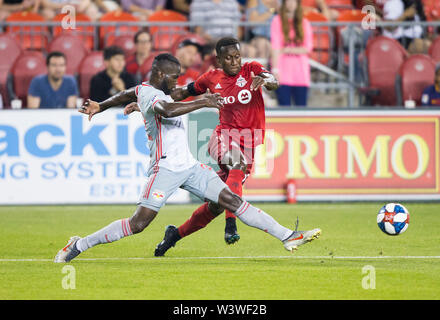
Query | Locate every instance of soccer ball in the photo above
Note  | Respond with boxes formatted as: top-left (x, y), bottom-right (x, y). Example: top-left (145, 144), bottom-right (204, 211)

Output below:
top-left (377, 203), bottom-right (410, 235)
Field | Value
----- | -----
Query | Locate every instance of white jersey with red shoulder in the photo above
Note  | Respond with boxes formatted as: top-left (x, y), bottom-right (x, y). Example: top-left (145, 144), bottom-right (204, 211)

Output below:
top-left (135, 82), bottom-right (197, 172)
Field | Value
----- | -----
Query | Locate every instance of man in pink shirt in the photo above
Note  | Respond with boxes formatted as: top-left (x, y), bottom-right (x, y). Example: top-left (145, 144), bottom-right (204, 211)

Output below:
top-left (270, 0), bottom-right (313, 106)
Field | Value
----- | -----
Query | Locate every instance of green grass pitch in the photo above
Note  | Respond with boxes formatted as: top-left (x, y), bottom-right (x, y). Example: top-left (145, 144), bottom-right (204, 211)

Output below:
top-left (0, 202), bottom-right (439, 300)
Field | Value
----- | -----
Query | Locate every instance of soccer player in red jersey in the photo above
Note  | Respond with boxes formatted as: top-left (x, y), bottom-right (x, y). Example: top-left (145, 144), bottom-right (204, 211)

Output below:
top-left (154, 37), bottom-right (279, 256)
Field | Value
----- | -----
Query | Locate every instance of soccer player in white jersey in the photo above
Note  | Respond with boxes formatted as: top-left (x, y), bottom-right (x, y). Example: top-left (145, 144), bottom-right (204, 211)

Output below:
top-left (54, 53), bottom-right (321, 263)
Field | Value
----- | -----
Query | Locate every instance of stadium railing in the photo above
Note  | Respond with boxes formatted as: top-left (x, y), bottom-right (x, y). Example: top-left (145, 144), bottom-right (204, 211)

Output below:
top-left (1, 20), bottom-right (440, 108)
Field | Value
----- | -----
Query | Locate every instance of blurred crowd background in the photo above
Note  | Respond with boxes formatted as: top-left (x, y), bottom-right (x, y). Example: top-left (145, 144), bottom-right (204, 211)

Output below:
top-left (1, 0), bottom-right (440, 109)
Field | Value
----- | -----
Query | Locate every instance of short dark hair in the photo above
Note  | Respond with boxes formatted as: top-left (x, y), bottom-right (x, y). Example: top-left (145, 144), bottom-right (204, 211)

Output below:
top-left (134, 29), bottom-right (150, 43)
top-left (152, 53), bottom-right (181, 70)
top-left (46, 51), bottom-right (66, 65)
top-left (215, 37), bottom-right (240, 55)
top-left (178, 39), bottom-right (202, 53)
top-left (103, 45), bottom-right (125, 60)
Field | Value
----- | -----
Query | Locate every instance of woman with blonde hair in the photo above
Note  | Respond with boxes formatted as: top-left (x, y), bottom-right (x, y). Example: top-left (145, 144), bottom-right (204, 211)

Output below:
top-left (270, 0), bottom-right (313, 106)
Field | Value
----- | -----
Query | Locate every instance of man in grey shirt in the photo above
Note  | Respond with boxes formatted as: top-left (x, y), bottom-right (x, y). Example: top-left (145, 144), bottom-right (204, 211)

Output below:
top-left (190, 0), bottom-right (241, 41)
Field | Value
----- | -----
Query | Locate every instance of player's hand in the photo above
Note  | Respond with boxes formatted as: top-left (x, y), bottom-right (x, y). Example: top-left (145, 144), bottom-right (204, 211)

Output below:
top-left (250, 71), bottom-right (265, 91)
top-left (78, 99), bottom-right (100, 121)
top-left (204, 88), bottom-right (224, 110)
top-left (124, 102), bottom-right (140, 115)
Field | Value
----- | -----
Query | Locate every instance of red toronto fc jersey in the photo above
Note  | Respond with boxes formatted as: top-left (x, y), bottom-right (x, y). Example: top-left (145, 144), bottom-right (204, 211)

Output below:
top-left (194, 61), bottom-right (267, 148)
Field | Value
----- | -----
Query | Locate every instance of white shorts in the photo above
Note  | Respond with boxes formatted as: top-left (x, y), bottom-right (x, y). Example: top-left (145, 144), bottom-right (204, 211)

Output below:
top-left (137, 162), bottom-right (228, 212)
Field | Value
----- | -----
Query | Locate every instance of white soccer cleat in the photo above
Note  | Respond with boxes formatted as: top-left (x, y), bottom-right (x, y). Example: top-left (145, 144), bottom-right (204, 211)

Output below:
top-left (283, 228), bottom-right (321, 252)
top-left (54, 236), bottom-right (81, 263)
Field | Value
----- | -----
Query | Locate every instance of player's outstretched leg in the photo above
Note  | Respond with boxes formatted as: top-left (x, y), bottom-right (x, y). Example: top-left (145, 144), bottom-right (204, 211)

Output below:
top-left (54, 206), bottom-right (158, 263)
top-left (217, 188), bottom-right (321, 252)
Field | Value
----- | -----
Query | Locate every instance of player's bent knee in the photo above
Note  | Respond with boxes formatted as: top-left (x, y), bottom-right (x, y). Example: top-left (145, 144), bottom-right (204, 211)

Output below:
top-left (217, 188), bottom-right (242, 214)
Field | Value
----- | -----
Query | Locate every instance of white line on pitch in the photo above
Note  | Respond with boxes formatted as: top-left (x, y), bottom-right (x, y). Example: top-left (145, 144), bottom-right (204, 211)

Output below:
top-left (1, 255), bottom-right (440, 262)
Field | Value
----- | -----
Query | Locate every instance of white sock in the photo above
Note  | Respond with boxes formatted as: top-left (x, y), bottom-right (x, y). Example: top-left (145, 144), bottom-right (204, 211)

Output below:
top-left (234, 201), bottom-right (293, 241)
top-left (76, 218), bottom-right (133, 252)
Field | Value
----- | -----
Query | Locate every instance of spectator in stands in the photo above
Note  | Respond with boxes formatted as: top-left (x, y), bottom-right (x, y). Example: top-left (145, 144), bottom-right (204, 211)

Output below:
top-left (125, 30), bottom-right (153, 83)
top-left (0, 0), bottom-right (39, 21)
top-left (199, 42), bottom-right (219, 74)
top-left (27, 51), bottom-right (79, 109)
top-left (421, 68), bottom-right (440, 106)
top-left (174, 38), bottom-right (203, 100)
top-left (121, 0), bottom-right (165, 20)
top-left (382, 0), bottom-right (427, 52)
top-left (189, 0), bottom-right (242, 42)
top-left (302, 0), bottom-right (337, 21)
top-left (245, 0), bottom-right (277, 61)
top-left (354, 0), bottom-right (386, 18)
top-left (270, 0), bottom-right (313, 107)
top-left (95, 0), bottom-right (121, 13)
top-left (165, 0), bottom-right (192, 15)
top-left (39, 0), bottom-right (101, 21)
top-left (89, 46), bottom-right (136, 102)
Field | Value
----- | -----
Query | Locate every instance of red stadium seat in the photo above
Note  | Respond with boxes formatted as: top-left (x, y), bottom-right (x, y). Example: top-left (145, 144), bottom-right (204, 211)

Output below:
top-left (365, 36), bottom-right (408, 106)
top-left (428, 36), bottom-right (440, 63)
top-left (0, 34), bottom-right (22, 107)
top-left (47, 33), bottom-right (89, 75)
top-left (108, 34), bottom-right (136, 57)
top-left (52, 13), bottom-right (95, 51)
top-left (336, 9), bottom-right (367, 22)
top-left (148, 10), bottom-right (188, 51)
top-left (78, 51), bottom-right (105, 99)
top-left (304, 11), bottom-right (333, 66)
top-left (398, 54), bottom-right (436, 106)
top-left (326, 0), bottom-right (354, 10)
top-left (302, 0), bottom-right (317, 7)
top-left (99, 11), bottom-right (139, 48)
top-left (5, 11), bottom-right (49, 51)
top-left (423, 0), bottom-right (440, 21)
top-left (9, 51), bottom-right (46, 106)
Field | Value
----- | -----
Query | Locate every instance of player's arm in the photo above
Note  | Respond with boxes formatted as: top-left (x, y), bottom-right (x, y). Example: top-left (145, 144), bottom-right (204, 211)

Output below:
top-left (154, 90), bottom-right (223, 118)
top-left (250, 71), bottom-right (279, 91)
top-left (169, 82), bottom-right (202, 101)
top-left (79, 87), bottom-right (137, 121)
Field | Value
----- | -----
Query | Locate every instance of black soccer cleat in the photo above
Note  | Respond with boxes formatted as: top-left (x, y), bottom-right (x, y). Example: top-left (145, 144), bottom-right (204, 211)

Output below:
top-left (154, 225), bottom-right (181, 257)
top-left (224, 217), bottom-right (240, 245)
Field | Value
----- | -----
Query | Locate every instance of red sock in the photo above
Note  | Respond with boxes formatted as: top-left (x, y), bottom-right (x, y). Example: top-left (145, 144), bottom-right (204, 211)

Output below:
top-left (178, 202), bottom-right (217, 238)
top-left (225, 169), bottom-right (245, 220)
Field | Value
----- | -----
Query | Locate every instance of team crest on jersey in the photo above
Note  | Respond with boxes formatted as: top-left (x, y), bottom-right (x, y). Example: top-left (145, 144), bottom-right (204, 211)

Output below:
top-left (236, 75), bottom-right (247, 88)
top-left (152, 190), bottom-right (165, 201)
top-left (238, 89), bottom-right (252, 104)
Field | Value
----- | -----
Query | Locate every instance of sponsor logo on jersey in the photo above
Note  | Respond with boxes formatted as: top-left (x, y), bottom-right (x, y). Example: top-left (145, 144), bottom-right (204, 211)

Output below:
top-left (222, 89), bottom-right (252, 105)
top-left (237, 89), bottom-right (252, 104)
top-left (215, 83), bottom-right (222, 89)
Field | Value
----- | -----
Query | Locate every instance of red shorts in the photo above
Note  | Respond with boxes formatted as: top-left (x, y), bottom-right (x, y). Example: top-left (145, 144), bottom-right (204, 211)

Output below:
top-left (207, 126), bottom-right (256, 182)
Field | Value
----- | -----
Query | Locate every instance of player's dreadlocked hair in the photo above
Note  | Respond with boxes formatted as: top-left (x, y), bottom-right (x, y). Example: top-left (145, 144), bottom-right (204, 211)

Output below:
top-left (215, 37), bottom-right (240, 55)
top-left (152, 53), bottom-right (180, 71)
